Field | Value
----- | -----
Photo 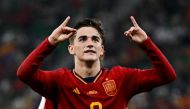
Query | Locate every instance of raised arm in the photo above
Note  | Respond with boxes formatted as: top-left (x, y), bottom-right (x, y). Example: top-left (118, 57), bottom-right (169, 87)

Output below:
top-left (123, 16), bottom-right (176, 93)
top-left (17, 16), bottom-right (76, 97)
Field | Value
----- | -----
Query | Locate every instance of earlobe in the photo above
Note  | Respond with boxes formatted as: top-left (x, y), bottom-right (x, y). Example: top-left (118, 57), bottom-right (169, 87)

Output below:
top-left (68, 45), bottom-right (75, 55)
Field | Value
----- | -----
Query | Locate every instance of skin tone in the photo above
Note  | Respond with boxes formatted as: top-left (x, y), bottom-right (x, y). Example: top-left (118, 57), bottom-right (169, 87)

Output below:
top-left (48, 16), bottom-right (148, 78)
top-left (68, 27), bottom-right (104, 78)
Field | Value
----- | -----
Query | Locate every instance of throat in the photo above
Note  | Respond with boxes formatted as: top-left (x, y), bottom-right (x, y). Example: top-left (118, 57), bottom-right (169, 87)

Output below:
top-left (74, 60), bottom-right (101, 78)
top-left (74, 69), bottom-right (102, 83)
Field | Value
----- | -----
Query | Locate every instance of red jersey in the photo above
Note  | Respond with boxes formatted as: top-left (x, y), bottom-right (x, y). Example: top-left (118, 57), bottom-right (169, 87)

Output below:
top-left (17, 38), bottom-right (176, 109)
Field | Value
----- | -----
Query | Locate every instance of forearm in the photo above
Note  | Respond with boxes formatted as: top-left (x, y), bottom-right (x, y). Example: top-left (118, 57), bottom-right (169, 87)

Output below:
top-left (17, 38), bottom-right (56, 81)
top-left (139, 37), bottom-right (176, 82)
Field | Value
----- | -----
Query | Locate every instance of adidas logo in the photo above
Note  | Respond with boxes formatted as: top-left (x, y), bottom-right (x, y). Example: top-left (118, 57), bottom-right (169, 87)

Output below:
top-left (73, 88), bottom-right (80, 94)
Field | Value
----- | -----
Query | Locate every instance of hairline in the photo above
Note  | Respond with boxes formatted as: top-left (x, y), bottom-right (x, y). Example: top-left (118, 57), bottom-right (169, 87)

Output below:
top-left (69, 26), bottom-right (104, 45)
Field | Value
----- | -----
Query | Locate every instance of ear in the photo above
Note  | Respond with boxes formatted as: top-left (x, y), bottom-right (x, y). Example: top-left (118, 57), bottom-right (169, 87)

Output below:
top-left (68, 45), bottom-right (75, 55)
top-left (100, 45), bottom-right (104, 56)
top-left (99, 45), bottom-right (105, 60)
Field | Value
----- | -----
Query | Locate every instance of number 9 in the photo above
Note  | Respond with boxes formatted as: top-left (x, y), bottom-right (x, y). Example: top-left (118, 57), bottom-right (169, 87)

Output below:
top-left (90, 102), bottom-right (102, 109)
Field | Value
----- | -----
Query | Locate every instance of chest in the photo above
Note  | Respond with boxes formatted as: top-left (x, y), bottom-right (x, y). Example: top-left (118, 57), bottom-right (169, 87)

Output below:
top-left (53, 70), bottom-right (131, 108)
top-left (57, 72), bottom-right (126, 100)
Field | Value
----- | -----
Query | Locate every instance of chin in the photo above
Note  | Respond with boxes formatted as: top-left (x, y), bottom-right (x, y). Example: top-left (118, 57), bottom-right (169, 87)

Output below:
top-left (83, 57), bottom-right (98, 61)
top-left (84, 58), bottom-right (97, 61)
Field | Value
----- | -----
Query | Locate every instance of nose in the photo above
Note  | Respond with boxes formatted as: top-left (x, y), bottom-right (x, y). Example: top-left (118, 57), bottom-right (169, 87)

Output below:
top-left (86, 38), bottom-right (94, 48)
top-left (87, 44), bottom-right (93, 48)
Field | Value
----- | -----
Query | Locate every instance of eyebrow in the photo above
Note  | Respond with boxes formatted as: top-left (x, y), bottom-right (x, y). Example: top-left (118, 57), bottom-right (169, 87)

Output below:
top-left (78, 35), bottom-right (87, 40)
top-left (77, 35), bottom-right (102, 43)
top-left (78, 35), bottom-right (87, 38)
top-left (78, 35), bottom-right (101, 39)
top-left (92, 35), bottom-right (101, 40)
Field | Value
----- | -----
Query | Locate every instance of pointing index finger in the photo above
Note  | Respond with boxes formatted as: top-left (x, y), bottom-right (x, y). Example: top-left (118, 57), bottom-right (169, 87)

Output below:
top-left (61, 16), bottom-right (71, 27)
top-left (130, 16), bottom-right (139, 27)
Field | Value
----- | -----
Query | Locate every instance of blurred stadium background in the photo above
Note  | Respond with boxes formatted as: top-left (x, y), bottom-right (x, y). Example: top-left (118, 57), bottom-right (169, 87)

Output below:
top-left (0, 0), bottom-right (190, 109)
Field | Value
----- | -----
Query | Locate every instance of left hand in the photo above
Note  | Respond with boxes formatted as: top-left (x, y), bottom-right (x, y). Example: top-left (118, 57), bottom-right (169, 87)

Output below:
top-left (48, 16), bottom-right (76, 45)
top-left (124, 16), bottom-right (148, 43)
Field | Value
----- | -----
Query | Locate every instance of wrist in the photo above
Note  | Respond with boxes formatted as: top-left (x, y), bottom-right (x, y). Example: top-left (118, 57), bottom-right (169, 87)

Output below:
top-left (141, 36), bottom-right (148, 43)
top-left (48, 36), bottom-right (58, 46)
top-left (138, 37), bottom-right (151, 47)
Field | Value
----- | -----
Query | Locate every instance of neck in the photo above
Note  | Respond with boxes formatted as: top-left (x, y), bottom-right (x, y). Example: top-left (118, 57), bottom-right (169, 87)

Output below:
top-left (74, 59), bottom-right (101, 78)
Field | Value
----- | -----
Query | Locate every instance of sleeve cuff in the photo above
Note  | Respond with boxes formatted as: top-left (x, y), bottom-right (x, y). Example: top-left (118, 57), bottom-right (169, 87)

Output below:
top-left (138, 37), bottom-right (152, 49)
top-left (44, 38), bottom-right (57, 48)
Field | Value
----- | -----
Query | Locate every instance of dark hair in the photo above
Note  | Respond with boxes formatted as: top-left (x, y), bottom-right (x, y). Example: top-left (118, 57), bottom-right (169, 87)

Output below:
top-left (69, 18), bottom-right (105, 45)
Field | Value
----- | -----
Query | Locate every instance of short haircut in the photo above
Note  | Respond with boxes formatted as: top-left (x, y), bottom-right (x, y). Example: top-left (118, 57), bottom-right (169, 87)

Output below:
top-left (69, 18), bottom-right (105, 45)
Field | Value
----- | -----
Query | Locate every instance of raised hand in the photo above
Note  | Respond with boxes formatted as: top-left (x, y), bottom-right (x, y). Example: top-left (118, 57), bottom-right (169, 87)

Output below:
top-left (48, 16), bottom-right (77, 45)
top-left (124, 16), bottom-right (148, 43)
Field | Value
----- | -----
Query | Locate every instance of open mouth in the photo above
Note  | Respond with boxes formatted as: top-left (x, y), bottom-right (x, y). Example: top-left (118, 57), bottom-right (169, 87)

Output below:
top-left (84, 50), bottom-right (96, 53)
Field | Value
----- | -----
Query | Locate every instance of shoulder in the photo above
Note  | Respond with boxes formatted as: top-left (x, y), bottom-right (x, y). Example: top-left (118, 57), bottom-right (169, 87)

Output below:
top-left (45, 67), bottom-right (72, 78)
top-left (104, 66), bottom-right (139, 76)
top-left (55, 67), bottom-right (72, 75)
top-left (102, 66), bottom-right (139, 84)
top-left (108, 66), bottom-right (137, 72)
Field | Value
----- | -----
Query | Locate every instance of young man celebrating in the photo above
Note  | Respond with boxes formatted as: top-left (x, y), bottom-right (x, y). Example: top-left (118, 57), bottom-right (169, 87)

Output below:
top-left (17, 16), bottom-right (176, 109)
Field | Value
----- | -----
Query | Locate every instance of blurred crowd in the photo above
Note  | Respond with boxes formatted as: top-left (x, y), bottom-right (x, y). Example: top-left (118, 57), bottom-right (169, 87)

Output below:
top-left (0, 0), bottom-right (190, 109)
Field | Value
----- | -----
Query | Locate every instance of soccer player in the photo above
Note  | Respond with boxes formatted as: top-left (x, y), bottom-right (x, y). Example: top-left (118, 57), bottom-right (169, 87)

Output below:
top-left (17, 16), bottom-right (176, 109)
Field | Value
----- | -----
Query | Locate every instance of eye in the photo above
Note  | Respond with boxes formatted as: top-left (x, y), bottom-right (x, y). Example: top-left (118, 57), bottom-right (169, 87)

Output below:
top-left (92, 36), bottom-right (100, 43)
top-left (78, 36), bottom-right (87, 42)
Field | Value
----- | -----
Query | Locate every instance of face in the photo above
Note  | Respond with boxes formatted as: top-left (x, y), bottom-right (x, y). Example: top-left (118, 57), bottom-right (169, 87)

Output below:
top-left (68, 27), bottom-right (104, 62)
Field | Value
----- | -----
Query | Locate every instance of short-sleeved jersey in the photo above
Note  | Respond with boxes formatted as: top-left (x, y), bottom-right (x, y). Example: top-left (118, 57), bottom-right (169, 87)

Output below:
top-left (17, 38), bottom-right (176, 109)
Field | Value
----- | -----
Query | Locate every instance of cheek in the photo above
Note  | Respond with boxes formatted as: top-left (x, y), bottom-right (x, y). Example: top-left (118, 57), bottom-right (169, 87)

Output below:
top-left (74, 46), bottom-right (84, 54)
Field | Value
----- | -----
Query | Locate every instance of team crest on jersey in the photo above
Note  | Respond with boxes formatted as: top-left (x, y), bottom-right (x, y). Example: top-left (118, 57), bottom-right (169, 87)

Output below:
top-left (102, 80), bottom-right (117, 96)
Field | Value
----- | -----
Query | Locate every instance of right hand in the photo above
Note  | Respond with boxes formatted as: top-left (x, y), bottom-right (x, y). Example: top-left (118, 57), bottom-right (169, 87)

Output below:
top-left (48, 16), bottom-right (76, 45)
